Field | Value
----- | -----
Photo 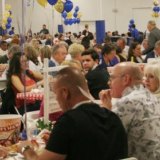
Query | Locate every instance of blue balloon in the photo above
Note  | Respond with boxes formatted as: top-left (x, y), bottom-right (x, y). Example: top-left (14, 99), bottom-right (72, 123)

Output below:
top-left (47, 0), bottom-right (58, 5)
top-left (3, 30), bottom-right (7, 35)
top-left (130, 19), bottom-right (134, 24)
top-left (128, 24), bottom-right (132, 28)
top-left (75, 6), bottom-right (79, 12)
top-left (6, 23), bottom-right (11, 29)
top-left (68, 19), bottom-right (73, 25)
top-left (62, 11), bottom-right (67, 18)
top-left (73, 12), bottom-right (78, 18)
top-left (64, 19), bottom-right (69, 25)
top-left (7, 17), bottom-right (12, 24)
top-left (64, 0), bottom-right (73, 13)
top-left (153, 7), bottom-right (157, 12)
top-left (76, 18), bottom-right (80, 24)
top-left (73, 18), bottom-right (77, 24)
top-left (156, 6), bottom-right (160, 12)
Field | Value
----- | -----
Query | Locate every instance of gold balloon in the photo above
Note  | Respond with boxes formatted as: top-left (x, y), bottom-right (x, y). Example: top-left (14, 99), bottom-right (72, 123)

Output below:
top-left (152, 12), bottom-right (159, 18)
top-left (54, 0), bottom-right (64, 13)
top-left (77, 12), bottom-right (82, 18)
top-left (37, 0), bottom-right (47, 7)
top-left (155, 13), bottom-right (159, 17)
top-left (2, 23), bottom-right (6, 30)
top-left (5, 4), bottom-right (11, 11)
top-left (153, 0), bottom-right (159, 6)
top-left (4, 11), bottom-right (10, 18)
top-left (2, 19), bottom-right (7, 24)
top-left (67, 12), bottom-right (72, 19)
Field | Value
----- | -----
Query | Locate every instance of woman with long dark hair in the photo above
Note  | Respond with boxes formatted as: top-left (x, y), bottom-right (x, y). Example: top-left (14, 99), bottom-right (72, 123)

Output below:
top-left (6, 52), bottom-right (43, 115)
top-left (127, 42), bottom-right (143, 63)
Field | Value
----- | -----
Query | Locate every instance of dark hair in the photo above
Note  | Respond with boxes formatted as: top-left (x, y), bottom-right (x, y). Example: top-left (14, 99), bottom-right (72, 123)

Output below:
top-left (116, 45), bottom-right (122, 54)
top-left (58, 33), bottom-right (64, 40)
top-left (104, 36), bottom-right (111, 44)
top-left (132, 24), bottom-right (136, 28)
top-left (101, 44), bottom-right (116, 56)
top-left (0, 41), bottom-right (7, 45)
top-left (128, 42), bottom-right (139, 61)
top-left (7, 52), bottom-right (23, 88)
top-left (54, 33), bottom-right (59, 38)
top-left (7, 52), bottom-right (36, 88)
top-left (81, 36), bottom-right (90, 49)
top-left (93, 44), bottom-right (102, 50)
top-left (82, 49), bottom-right (99, 61)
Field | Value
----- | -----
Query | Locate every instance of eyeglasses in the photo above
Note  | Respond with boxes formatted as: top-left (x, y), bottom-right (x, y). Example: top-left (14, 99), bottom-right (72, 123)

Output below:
top-left (109, 74), bottom-right (125, 81)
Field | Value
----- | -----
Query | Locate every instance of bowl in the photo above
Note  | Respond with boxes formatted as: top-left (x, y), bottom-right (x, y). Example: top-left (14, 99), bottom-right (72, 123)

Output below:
top-left (0, 114), bottom-right (21, 146)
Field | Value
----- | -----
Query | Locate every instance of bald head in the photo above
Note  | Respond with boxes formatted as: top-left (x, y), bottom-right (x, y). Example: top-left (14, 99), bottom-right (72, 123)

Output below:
top-left (53, 67), bottom-right (90, 111)
top-left (109, 62), bottom-right (143, 98)
top-left (55, 67), bottom-right (89, 95)
top-left (114, 62), bottom-right (143, 83)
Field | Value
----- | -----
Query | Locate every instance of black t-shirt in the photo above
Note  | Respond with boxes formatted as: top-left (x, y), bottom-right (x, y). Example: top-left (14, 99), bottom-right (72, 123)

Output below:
top-left (40, 28), bottom-right (49, 34)
top-left (46, 103), bottom-right (128, 160)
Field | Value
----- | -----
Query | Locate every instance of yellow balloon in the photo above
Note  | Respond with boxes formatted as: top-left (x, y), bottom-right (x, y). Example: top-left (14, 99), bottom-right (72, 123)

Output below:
top-left (155, 13), bottom-right (159, 17)
top-left (67, 12), bottom-right (72, 19)
top-left (2, 19), bottom-right (7, 24)
top-left (5, 4), bottom-right (11, 11)
top-left (77, 12), bottom-right (82, 18)
top-left (2, 24), bottom-right (6, 30)
top-left (153, 0), bottom-right (159, 6)
top-left (4, 11), bottom-right (10, 18)
top-left (37, 0), bottom-right (47, 7)
top-left (54, 0), bottom-right (64, 13)
top-left (152, 12), bottom-right (159, 18)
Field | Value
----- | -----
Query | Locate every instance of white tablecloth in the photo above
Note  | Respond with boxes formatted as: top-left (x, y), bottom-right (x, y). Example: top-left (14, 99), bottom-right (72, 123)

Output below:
top-left (5, 153), bottom-right (24, 160)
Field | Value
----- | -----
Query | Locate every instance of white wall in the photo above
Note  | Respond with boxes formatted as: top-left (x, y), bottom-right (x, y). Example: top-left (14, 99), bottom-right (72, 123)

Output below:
top-left (2, 0), bottom-right (160, 35)
top-left (102, 0), bottom-right (159, 33)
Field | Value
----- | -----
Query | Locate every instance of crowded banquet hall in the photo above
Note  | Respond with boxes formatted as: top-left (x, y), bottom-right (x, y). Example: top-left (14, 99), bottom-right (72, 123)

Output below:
top-left (0, 0), bottom-right (160, 159)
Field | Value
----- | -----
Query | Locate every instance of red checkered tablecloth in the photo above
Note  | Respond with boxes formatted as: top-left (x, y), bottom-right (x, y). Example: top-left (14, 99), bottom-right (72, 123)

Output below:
top-left (16, 92), bottom-right (44, 101)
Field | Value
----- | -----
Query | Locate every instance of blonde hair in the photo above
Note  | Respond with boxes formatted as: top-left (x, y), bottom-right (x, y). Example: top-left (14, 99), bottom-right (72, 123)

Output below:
top-left (61, 60), bottom-right (82, 70)
top-left (24, 44), bottom-right (39, 65)
top-left (144, 62), bottom-right (160, 83)
top-left (68, 43), bottom-right (84, 59)
top-left (40, 46), bottom-right (51, 62)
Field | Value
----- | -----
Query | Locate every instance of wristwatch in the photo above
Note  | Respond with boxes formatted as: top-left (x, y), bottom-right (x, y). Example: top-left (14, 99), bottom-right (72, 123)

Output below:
top-left (21, 145), bottom-right (31, 154)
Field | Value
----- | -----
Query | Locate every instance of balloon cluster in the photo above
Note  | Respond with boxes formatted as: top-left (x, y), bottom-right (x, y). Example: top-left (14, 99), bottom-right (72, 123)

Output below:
top-left (36, 0), bottom-right (82, 25)
top-left (1, 4), bottom-right (13, 30)
top-left (62, 6), bottom-right (82, 25)
top-left (128, 19), bottom-right (135, 32)
top-left (152, 0), bottom-right (160, 18)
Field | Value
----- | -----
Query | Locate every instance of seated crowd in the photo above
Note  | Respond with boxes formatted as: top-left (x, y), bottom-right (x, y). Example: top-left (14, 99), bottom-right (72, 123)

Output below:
top-left (0, 20), bottom-right (160, 160)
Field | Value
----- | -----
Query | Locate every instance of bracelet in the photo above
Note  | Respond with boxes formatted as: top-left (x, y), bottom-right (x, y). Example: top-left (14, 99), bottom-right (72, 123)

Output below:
top-left (21, 145), bottom-right (31, 154)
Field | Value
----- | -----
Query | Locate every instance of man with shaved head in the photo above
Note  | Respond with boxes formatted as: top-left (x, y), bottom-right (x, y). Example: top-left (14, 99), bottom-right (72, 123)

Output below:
top-left (100, 62), bottom-right (160, 160)
top-left (19, 67), bottom-right (127, 160)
